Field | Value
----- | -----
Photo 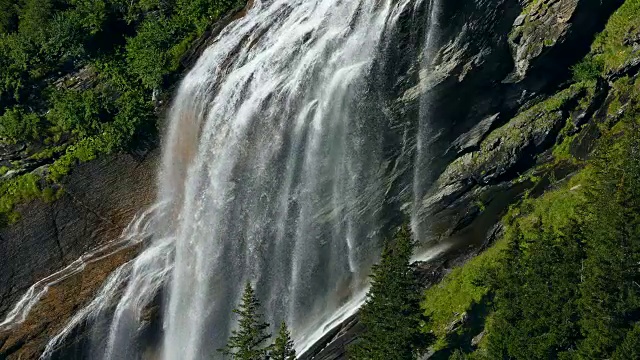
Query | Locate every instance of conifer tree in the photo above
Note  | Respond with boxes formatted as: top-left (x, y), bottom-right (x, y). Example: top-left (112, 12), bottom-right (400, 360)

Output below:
top-left (349, 225), bottom-right (432, 360)
top-left (270, 322), bottom-right (297, 360)
top-left (219, 283), bottom-right (271, 360)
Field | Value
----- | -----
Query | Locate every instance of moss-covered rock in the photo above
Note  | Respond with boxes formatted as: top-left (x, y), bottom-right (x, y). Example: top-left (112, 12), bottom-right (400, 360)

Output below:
top-left (434, 81), bottom-right (594, 191)
top-left (507, 0), bottom-right (580, 82)
top-left (590, 0), bottom-right (640, 74)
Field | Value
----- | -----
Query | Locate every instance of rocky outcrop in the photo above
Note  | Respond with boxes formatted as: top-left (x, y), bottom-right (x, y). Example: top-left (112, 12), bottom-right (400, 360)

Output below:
top-left (0, 150), bottom-right (158, 320)
top-left (386, 0), bottom-right (622, 242)
top-left (299, 0), bottom-right (632, 357)
top-left (418, 81), bottom-right (599, 240)
top-left (507, 0), bottom-right (580, 82)
top-left (0, 245), bottom-right (140, 359)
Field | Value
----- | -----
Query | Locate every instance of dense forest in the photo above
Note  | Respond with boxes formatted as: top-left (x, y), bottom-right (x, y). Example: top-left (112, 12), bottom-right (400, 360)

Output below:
top-left (0, 0), bottom-right (245, 226)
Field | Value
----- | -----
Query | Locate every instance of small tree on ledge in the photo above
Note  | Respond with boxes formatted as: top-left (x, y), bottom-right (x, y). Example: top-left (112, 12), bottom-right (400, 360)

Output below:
top-left (219, 283), bottom-right (271, 360)
top-left (270, 322), bottom-right (297, 360)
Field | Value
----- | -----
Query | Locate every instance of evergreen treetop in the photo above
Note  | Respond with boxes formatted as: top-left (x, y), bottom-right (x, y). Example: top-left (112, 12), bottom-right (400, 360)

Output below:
top-left (219, 283), bottom-right (271, 360)
top-left (270, 322), bottom-right (297, 360)
top-left (349, 225), bottom-right (432, 360)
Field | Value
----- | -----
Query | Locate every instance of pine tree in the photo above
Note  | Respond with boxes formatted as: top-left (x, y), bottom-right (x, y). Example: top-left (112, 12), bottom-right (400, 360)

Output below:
top-left (270, 322), bottom-right (297, 360)
top-left (349, 225), bottom-right (432, 360)
top-left (219, 283), bottom-right (271, 360)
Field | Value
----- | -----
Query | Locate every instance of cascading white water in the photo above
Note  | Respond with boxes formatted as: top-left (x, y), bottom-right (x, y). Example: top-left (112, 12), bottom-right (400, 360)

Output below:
top-left (0, 0), bottom-right (444, 358)
top-left (161, 2), bottom-right (414, 358)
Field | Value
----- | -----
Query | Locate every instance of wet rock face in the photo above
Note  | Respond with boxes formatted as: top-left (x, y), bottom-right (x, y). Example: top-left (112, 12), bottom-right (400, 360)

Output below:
top-left (388, 0), bottom-right (622, 243)
top-left (507, 0), bottom-right (580, 82)
top-left (0, 245), bottom-right (140, 360)
top-left (0, 150), bottom-right (158, 320)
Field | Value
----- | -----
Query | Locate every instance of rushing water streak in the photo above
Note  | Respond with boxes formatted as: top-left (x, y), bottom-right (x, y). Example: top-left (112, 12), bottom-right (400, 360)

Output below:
top-left (0, 203), bottom-right (160, 332)
top-left (412, 0), bottom-right (442, 239)
top-left (24, 0), bottom-right (444, 358)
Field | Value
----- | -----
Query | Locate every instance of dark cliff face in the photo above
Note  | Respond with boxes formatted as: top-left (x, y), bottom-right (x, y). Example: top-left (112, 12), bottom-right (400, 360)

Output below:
top-left (0, 0), bottom-right (630, 359)
top-left (413, 0), bottom-right (623, 245)
top-left (374, 0), bottom-right (621, 243)
top-left (305, 0), bottom-right (630, 358)
top-left (0, 150), bottom-right (157, 315)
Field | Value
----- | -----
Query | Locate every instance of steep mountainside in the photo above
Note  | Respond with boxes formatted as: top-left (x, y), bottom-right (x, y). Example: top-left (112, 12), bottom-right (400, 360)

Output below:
top-left (1, 0), bottom-right (638, 359)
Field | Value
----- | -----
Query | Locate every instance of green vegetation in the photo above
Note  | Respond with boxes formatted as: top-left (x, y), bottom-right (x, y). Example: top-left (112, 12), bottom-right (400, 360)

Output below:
top-left (0, 0), bottom-right (246, 224)
top-left (422, 113), bottom-right (640, 359)
top-left (220, 283), bottom-right (299, 360)
top-left (571, 56), bottom-right (605, 82)
top-left (0, 173), bottom-right (61, 226)
top-left (420, 2), bottom-right (640, 358)
top-left (421, 235), bottom-right (507, 350)
top-left (350, 225), bottom-right (433, 360)
top-left (590, 0), bottom-right (640, 73)
top-left (220, 283), bottom-right (272, 360)
top-left (270, 322), bottom-right (297, 360)
top-left (0, 107), bottom-right (42, 142)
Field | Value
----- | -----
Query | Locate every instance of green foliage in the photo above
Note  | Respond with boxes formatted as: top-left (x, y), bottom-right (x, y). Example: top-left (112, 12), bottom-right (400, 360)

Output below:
top-left (0, 0), bottom-right (19, 34)
top-left (449, 349), bottom-right (469, 360)
top-left (481, 119), bottom-right (640, 359)
top-left (423, 69), bottom-right (640, 358)
top-left (0, 107), bottom-right (42, 142)
top-left (17, 0), bottom-right (55, 40)
top-left (47, 89), bottom-right (111, 138)
top-left (219, 283), bottom-right (271, 360)
top-left (0, 0), bottom-right (246, 146)
top-left (486, 221), bottom-right (584, 358)
top-left (590, 0), bottom-right (640, 73)
top-left (574, 120), bottom-right (640, 358)
top-left (66, 0), bottom-right (108, 35)
top-left (0, 173), bottom-right (46, 226)
top-left (571, 56), bottom-right (604, 82)
top-left (47, 131), bottom-right (117, 181)
top-left (350, 225), bottom-right (432, 360)
top-left (0, 0), bottom-right (246, 223)
top-left (422, 235), bottom-right (507, 349)
top-left (608, 76), bottom-right (640, 118)
top-left (125, 15), bottom-right (176, 90)
top-left (270, 322), bottom-right (297, 360)
top-left (613, 323), bottom-right (640, 359)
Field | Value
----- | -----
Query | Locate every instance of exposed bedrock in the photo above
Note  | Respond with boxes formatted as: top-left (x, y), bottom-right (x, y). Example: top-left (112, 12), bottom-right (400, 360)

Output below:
top-left (0, 150), bottom-right (157, 359)
top-left (379, 0), bottom-right (621, 240)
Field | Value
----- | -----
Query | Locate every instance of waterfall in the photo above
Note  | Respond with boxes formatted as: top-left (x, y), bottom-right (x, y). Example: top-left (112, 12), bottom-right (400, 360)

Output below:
top-left (11, 0), bottom-right (445, 358)
top-left (412, 0), bottom-right (442, 238)
top-left (161, 2), bottom-right (411, 358)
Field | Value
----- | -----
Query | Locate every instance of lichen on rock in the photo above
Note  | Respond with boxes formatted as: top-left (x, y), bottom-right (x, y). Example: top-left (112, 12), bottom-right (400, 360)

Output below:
top-left (507, 0), bottom-right (580, 82)
top-left (441, 81), bottom-right (594, 187)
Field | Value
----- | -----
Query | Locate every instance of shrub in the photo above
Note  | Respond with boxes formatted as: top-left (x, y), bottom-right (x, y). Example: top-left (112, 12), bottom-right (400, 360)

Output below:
top-left (571, 57), bottom-right (604, 82)
top-left (0, 107), bottom-right (42, 142)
